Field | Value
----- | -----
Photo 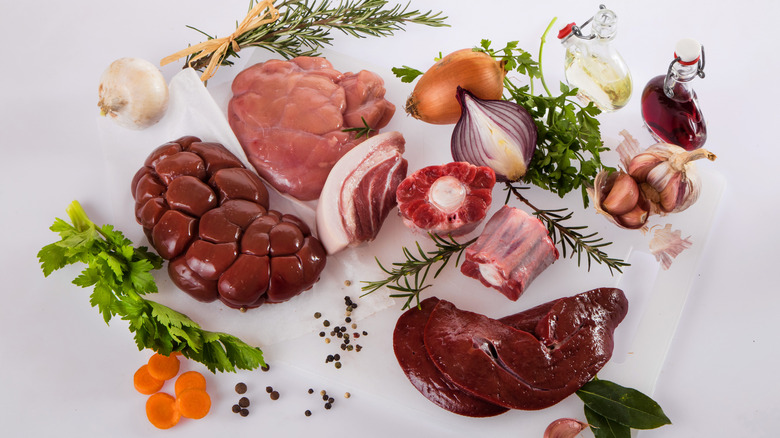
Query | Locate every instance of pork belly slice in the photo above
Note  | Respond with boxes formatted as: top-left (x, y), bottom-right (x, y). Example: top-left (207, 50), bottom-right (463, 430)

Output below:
top-left (316, 131), bottom-right (407, 254)
top-left (460, 206), bottom-right (559, 300)
top-left (423, 288), bottom-right (628, 411)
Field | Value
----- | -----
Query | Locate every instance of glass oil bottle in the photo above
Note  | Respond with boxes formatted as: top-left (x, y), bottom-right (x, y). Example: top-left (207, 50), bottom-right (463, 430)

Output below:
top-left (641, 38), bottom-right (707, 150)
top-left (558, 5), bottom-right (633, 112)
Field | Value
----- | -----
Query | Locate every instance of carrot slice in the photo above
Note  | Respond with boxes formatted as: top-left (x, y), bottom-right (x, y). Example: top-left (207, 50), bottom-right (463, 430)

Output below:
top-left (146, 392), bottom-right (181, 429)
top-left (175, 371), bottom-right (207, 396)
top-left (134, 364), bottom-right (164, 395)
top-left (176, 389), bottom-right (211, 419)
top-left (147, 353), bottom-right (180, 381)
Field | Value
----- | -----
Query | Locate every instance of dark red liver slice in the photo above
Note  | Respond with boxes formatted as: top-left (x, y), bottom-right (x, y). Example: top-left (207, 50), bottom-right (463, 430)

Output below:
top-left (424, 288), bottom-right (628, 410)
top-left (392, 297), bottom-right (508, 417)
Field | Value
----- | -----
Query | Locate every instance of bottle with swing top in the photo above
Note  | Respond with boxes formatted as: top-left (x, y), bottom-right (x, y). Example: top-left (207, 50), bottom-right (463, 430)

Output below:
top-left (558, 5), bottom-right (633, 112)
top-left (641, 38), bottom-right (707, 150)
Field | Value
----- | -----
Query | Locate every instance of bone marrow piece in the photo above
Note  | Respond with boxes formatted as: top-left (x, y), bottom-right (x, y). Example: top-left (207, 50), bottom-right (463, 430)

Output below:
top-left (392, 288), bottom-right (628, 415)
top-left (460, 206), bottom-right (559, 300)
top-left (396, 162), bottom-right (495, 236)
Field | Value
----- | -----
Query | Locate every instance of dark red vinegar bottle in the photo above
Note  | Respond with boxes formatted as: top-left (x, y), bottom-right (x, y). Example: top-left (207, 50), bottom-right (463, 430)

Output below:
top-left (641, 38), bottom-right (707, 150)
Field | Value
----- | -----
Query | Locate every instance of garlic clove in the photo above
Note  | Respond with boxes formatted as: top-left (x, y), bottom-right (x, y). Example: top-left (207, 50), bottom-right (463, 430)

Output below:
top-left (627, 150), bottom-right (664, 182)
top-left (589, 169), bottom-right (650, 230)
top-left (543, 418), bottom-right (588, 438)
top-left (616, 200), bottom-right (650, 229)
top-left (601, 172), bottom-right (640, 216)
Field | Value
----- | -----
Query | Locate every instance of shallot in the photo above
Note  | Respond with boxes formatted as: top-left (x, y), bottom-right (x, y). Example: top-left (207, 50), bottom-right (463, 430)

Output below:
top-left (451, 87), bottom-right (537, 181)
top-left (98, 57), bottom-right (169, 130)
top-left (405, 49), bottom-right (506, 124)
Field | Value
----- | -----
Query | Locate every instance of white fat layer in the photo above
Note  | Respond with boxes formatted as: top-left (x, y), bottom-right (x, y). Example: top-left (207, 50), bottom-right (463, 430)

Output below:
top-left (316, 131), bottom-right (404, 254)
top-left (429, 176), bottom-right (467, 214)
top-left (478, 263), bottom-right (504, 287)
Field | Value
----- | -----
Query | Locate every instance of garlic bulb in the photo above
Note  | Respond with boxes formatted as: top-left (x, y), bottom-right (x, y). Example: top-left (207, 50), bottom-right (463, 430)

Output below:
top-left (589, 169), bottom-right (651, 230)
top-left (627, 143), bottom-right (716, 213)
top-left (98, 58), bottom-right (169, 130)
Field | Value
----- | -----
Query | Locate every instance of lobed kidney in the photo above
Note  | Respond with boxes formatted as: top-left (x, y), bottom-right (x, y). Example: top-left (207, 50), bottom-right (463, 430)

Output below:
top-left (131, 136), bottom-right (326, 310)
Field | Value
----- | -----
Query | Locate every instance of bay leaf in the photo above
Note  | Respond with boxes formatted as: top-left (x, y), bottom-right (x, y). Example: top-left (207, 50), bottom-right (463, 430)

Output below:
top-left (576, 379), bottom-right (671, 429)
top-left (584, 405), bottom-right (631, 438)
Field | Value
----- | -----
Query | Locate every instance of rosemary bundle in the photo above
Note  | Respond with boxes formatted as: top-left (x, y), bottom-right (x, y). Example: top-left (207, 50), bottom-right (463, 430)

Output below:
top-left (163, 0), bottom-right (448, 80)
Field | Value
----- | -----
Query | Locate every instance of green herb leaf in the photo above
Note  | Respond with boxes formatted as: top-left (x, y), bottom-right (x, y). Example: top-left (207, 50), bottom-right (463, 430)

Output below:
top-left (38, 200), bottom-right (265, 373)
top-left (577, 379), bottom-right (672, 430)
top-left (584, 405), bottom-right (631, 438)
top-left (391, 65), bottom-right (424, 83)
top-left (184, 0), bottom-right (448, 71)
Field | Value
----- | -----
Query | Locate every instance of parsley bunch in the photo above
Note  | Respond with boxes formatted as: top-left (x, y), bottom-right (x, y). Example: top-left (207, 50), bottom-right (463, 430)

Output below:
top-left (38, 201), bottom-right (265, 373)
top-left (477, 21), bottom-right (611, 207)
top-left (393, 19), bottom-right (612, 207)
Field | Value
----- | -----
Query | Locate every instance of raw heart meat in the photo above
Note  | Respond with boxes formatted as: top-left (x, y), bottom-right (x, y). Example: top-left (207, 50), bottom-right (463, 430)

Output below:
top-left (228, 57), bottom-right (395, 201)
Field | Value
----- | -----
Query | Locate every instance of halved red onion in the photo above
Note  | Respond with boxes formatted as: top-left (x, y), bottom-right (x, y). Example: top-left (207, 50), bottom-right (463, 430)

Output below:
top-left (451, 87), bottom-right (537, 182)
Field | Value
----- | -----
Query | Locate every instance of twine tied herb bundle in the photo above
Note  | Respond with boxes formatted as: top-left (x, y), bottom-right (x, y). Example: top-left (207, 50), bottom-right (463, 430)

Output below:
top-left (161, 0), bottom-right (448, 82)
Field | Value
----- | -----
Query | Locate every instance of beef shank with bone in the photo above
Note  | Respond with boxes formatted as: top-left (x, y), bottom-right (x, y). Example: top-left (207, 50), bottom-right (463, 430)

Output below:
top-left (131, 136), bottom-right (326, 311)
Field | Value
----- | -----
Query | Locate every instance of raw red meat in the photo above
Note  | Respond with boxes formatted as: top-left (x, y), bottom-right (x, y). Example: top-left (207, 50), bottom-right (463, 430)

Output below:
top-left (396, 162), bottom-right (495, 236)
top-left (392, 288), bottom-right (628, 415)
top-left (392, 297), bottom-right (509, 417)
top-left (228, 57), bottom-right (396, 201)
top-left (132, 137), bottom-right (327, 310)
top-left (316, 131), bottom-right (407, 254)
top-left (460, 206), bottom-right (559, 300)
top-left (424, 289), bottom-right (627, 410)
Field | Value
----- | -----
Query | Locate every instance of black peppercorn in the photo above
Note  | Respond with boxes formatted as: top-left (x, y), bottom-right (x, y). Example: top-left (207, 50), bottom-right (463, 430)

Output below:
top-left (232, 404), bottom-right (241, 413)
top-left (324, 402), bottom-right (332, 410)
top-left (265, 386), bottom-right (273, 393)
top-left (305, 410), bottom-right (312, 417)
top-left (308, 388), bottom-right (314, 394)
top-left (235, 382), bottom-right (247, 394)
top-left (270, 391), bottom-right (280, 400)
top-left (238, 397), bottom-right (250, 408)
top-left (240, 408), bottom-right (249, 417)
top-left (314, 312), bottom-right (322, 318)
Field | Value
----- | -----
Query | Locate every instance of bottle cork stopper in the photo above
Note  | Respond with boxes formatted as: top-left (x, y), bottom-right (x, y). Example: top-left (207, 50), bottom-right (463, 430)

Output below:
top-left (675, 38), bottom-right (702, 65)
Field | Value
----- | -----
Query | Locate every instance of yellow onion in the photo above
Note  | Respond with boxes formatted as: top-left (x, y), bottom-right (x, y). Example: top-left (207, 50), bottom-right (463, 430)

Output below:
top-left (627, 144), bottom-right (716, 213)
top-left (405, 49), bottom-right (506, 125)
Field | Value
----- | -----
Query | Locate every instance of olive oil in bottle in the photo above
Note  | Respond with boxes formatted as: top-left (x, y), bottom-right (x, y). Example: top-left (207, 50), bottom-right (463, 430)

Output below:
top-left (558, 5), bottom-right (632, 112)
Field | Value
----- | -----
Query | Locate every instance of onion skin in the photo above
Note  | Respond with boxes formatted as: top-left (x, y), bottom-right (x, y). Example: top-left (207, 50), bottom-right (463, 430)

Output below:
top-left (405, 49), bottom-right (506, 125)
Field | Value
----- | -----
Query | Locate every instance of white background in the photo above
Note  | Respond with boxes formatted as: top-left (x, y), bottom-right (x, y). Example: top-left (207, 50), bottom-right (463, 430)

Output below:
top-left (1, 0), bottom-right (779, 437)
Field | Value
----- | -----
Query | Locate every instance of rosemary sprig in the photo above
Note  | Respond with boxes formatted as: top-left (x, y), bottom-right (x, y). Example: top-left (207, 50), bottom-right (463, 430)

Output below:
top-left (361, 233), bottom-right (476, 310)
top-left (186, 0), bottom-right (448, 70)
top-left (342, 116), bottom-right (375, 139)
top-left (504, 183), bottom-right (629, 274)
